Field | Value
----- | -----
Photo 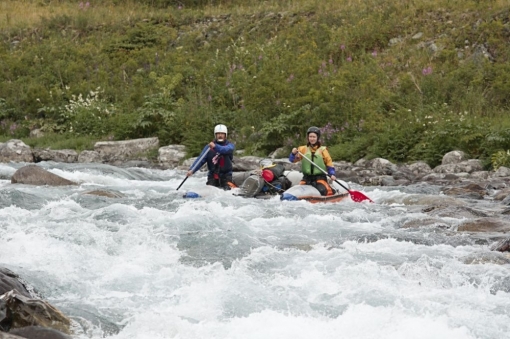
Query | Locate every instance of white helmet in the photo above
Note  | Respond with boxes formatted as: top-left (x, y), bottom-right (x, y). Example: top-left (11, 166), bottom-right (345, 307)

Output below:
top-left (214, 124), bottom-right (228, 138)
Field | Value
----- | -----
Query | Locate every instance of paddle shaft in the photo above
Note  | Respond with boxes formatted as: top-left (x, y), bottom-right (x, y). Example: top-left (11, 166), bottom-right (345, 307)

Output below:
top-left (176, 145), bottom-right (210, 191)
top-left (175, 177), bottom-right (189, 191)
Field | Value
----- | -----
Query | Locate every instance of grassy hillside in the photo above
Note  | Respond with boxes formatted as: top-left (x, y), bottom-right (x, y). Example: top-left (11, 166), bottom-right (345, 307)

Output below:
top-left (1, 0), bottom-right (509, 167)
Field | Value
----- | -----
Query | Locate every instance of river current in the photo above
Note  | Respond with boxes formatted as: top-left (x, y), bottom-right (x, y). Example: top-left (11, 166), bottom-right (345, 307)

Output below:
top-left (0, 162), bottom-right (509, 339)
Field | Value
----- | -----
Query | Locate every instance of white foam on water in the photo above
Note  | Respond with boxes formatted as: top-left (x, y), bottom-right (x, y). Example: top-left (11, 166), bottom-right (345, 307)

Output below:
top-left (0, 167), bottom-right (509, 339)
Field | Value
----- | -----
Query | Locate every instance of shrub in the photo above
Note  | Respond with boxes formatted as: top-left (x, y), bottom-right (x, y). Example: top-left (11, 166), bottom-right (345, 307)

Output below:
top-left (491, 150), bottom-right (510, 170)
top-left (1, 0), bottom-right (509, 167)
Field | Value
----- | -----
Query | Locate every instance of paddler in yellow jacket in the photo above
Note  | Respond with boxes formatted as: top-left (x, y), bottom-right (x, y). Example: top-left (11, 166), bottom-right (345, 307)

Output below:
top-left (289, 126), bottom-right (336, 196)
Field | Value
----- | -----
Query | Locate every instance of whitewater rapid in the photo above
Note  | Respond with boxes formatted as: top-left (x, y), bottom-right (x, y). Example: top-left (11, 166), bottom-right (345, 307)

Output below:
top-left (0, 162), bottom-right (509, 339)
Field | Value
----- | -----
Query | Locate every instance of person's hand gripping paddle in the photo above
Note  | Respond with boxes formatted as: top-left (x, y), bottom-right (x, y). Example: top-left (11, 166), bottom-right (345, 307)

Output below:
top-left (298, 151), bottom-right (373, 203)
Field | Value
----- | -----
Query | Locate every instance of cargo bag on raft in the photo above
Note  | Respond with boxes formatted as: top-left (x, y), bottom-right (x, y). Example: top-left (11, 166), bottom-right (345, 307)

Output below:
top-left (240, 174), bottom-right (265, 197)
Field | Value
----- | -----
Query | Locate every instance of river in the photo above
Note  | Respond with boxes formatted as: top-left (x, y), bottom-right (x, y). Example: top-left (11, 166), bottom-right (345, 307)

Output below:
top-left (0, 162), bottom-right (509, 339)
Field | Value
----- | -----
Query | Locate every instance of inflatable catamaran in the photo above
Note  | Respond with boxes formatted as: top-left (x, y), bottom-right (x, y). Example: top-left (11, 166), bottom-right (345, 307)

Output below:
top-left (183, 170), bottom-right (351, 204)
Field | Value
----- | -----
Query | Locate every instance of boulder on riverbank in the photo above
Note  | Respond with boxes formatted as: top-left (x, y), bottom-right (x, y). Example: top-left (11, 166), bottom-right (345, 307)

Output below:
top-left (0, 140), bottom-right (33, 163)
top-left (0, 267), bottom-right (121, 338)
top-left (0, 290), bottom-right (72, 334)
top-left (0, 269), bottom-right (73, 338)
top-left (0, 138), bottom-right (161, 166)
top-left (0, 268), bottom-right (32, 298)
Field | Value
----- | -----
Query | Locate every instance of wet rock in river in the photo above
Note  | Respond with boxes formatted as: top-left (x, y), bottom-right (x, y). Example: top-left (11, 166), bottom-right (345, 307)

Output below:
top-left (11, 165), bottom-right (77, 186)
top-left (457, 217), bottom-right (510, 233)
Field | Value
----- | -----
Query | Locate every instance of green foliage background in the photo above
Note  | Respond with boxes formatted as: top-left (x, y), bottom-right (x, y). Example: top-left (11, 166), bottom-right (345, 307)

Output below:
top-left (1, 0), bottom-right (510, 167)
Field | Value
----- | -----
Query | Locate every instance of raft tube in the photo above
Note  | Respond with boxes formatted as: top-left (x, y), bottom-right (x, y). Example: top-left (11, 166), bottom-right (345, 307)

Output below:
top-left (280, 179), bottom-right (351, 203)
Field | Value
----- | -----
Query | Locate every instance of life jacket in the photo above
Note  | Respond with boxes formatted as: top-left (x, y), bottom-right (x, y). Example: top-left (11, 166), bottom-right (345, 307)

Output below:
top-left (206, 140), bottom-right (233, 178)
top-left (301, 146), bottom-right (327, 175)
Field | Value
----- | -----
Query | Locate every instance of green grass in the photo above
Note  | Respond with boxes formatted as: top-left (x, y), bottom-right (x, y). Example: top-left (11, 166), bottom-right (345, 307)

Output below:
top-left (22, 133), bottom-right (98, 152)
top-left (1, 0), bottom-right (509, 167)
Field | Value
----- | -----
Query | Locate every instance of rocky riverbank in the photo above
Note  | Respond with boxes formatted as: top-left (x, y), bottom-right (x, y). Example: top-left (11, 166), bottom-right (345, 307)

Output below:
top-left (2, 136), bottom-right (510, 190)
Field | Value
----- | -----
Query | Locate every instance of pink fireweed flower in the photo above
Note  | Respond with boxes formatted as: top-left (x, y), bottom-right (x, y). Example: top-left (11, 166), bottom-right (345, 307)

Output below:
top-left (340, 44), bottom-right (345, 50)
top-left (347, 56), bottom-right (352, 62)
top-left (422, 66), bottom-right (433, 75)
top-left (371, 50), bottom-right (377, 57)
top-left (319, 123), bottom-right (339, 141)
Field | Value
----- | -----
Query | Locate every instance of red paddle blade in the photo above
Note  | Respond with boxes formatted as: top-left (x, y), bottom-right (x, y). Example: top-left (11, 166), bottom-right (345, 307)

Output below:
top-left (348, 190), bottom-right (373, 203)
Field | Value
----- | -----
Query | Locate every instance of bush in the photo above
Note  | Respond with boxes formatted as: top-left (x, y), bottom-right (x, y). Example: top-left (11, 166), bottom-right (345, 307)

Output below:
top-left (1, 0), bottom-right (509, 167)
